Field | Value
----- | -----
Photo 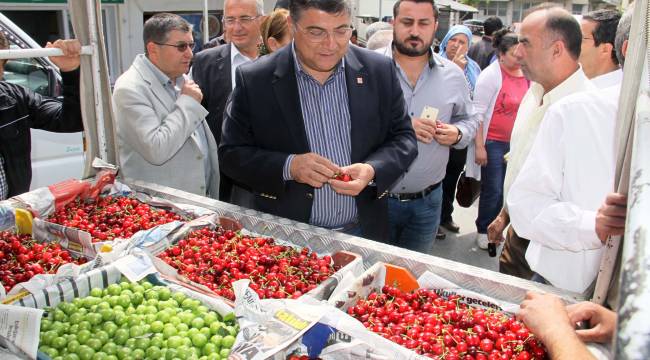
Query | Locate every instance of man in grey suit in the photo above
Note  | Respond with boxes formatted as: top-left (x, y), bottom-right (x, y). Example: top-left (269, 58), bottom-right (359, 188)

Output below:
top-left (113, 13), bottom-right (219, 197)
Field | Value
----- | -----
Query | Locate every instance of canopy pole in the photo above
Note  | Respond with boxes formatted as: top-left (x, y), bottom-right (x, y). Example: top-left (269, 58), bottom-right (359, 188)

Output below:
top-left (87, 0), bottom-right (108, 162)
top-left (203, 0), bottom-right (209, 45)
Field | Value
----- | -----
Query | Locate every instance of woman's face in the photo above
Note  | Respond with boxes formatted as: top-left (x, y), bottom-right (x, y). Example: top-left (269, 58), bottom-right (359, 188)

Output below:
top-left (499, 46), bottom-right (520, 71)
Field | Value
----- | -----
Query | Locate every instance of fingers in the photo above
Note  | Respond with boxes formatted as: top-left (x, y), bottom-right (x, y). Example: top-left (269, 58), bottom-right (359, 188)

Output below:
top-left (575, 327), bottom-right (605, 343)
top-left (566, 302), bottom-right (594, 324)
top-left (605, 193), bottom-right (627, 206)
top-left (329, 178), bottom-right (363, 196)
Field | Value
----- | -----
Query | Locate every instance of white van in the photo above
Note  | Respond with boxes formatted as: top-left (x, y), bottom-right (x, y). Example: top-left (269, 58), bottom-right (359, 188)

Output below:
top-left (0, 12), bottom-right (84, 190)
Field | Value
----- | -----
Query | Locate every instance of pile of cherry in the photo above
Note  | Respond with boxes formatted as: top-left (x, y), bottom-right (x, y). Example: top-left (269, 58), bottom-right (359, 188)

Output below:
top-left (47, 196), bottom-right (183, 243)
top-left (0, 231), bottom-right (87, 292)
top-left (158, 227), bottom-right (339, 301)
top-left (348, 286), bottom-right (548, 360)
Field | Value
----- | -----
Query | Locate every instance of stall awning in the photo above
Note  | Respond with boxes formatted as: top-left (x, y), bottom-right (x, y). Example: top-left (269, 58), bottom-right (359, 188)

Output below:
top-left (436, 0), bottom-right (479, 13)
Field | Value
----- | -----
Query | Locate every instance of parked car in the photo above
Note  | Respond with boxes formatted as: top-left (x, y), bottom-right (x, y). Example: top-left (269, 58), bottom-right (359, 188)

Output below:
top-left (463, 19), bottom-right (484, 35)
top-left (0, 12), bottom-right (84, 191)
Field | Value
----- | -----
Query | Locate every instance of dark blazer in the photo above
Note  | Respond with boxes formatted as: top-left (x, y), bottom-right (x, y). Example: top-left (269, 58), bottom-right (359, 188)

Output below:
top-left (192, 44), bottom-right (237, 201)
top-left (192, 44), bottom-right (232, 144)
top-left (219, 45), bottom-right (418, 242)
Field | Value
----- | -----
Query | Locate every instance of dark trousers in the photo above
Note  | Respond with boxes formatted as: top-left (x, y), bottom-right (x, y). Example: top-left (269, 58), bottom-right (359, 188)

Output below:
top-left (499, 226), bottom-right (534, 280)
top-left (441, 148), bottom-right (467, 223)
top-left (475, 140), bottom-right (509, 233)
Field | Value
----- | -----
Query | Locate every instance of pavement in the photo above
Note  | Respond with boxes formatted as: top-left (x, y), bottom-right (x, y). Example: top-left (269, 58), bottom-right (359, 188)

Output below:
top-left (428, 200), bottom-right (503, 272)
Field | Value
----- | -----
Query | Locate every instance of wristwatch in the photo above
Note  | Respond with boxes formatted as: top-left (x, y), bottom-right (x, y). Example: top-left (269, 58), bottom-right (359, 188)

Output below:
top-left (452, 127), bottom-right (463, 146)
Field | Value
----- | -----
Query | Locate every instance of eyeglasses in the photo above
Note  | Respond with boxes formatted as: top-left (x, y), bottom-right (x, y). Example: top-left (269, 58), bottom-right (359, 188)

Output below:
top-left (294, 22), bottom-right (353, 43)
top-left (223, 16), bottom-right (260, 26)
top-left (154, 42), bottom-right (194, 52)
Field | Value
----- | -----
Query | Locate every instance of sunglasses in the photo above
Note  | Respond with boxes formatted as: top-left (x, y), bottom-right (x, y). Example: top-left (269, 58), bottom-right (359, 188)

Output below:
top-left (154, 41), bottom-right (195, 52)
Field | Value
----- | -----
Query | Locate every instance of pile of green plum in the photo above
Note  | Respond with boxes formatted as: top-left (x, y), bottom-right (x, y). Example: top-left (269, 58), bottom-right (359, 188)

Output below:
top-left (38, 279), bottom-right (238, 360)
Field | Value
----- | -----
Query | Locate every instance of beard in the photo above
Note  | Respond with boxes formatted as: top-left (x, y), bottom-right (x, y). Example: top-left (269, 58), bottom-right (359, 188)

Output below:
top-left (393, 35), bottom-right (432, 57)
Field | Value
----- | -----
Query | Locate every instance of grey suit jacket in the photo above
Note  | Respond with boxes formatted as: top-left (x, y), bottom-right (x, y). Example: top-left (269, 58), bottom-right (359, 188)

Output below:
top-left (112, 54), bottom-right (219, 197)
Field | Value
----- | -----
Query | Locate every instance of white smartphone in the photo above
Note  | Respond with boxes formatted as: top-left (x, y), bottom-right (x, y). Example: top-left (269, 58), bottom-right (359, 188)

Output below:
top-left (420, 106), bottom-right (439, 121)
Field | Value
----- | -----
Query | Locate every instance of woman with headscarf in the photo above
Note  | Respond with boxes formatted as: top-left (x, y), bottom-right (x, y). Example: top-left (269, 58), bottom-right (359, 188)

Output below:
top-left (439, 25), bottom-right (481, 94)
top-left (437, 25), bottom-right (482, 239)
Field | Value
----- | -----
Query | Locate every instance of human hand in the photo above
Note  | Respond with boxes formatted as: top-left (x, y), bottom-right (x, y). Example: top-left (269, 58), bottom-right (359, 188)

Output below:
top-left (566, 301), bottom-right (617, 344)
top-left (518, 292), bottom-right (575, 346)
top-left (46, 39), bottom-right (81, 72)
top-left (433, 121), bottom-right (460, 146)
top-left (452, 43), bottom-right (468, 70)
top-left (411, 117), bottom-right (437, 143)
top-left (487, 210), bottom-right (509, 244)
top-left (289, 153), bottom-right (340, 188)
top-left (329, 163), bottom-right (375, 196)
top-left (475, 144), bottom-right (487, 166)
top-left (595, 192), bottom-right (627, 243)
top-left (181, 79), bottom-right (203, 103)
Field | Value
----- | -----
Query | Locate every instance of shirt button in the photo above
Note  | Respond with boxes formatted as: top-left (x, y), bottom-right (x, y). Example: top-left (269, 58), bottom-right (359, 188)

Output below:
top-left (306, 193), bottom-right (313, 199)
top-left (197, 155), bottom-right (203, 160)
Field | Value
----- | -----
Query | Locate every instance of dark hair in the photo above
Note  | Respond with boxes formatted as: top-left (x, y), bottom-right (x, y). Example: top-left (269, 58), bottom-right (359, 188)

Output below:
top-left (143, 13), bottom-right (191, 53)
top-left (615, 4), bottom-right (633, 67)
top-left (583, 9), bottom-right (621, 65)
top-left (0, 31), bottom-right (8, 51)
top-left (483, 16), bottom-right (503, 36)
top-left (492, 28), bottom-right (518, 54)
top-left (352, 29), bottom-right (358, 37)
top-left (393, 0), bottom-right (439, 21)
top-left (527, 5), bottom-right (581, 60)
top-left (289, 0), bottom-right (351, 22)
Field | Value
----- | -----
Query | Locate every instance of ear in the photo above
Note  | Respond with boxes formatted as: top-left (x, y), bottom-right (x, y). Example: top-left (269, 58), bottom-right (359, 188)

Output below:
top-left (267, 37), bottom-right (280, 52)
top-left (622, 39), bottom-right (628, 60)
top-left (146, 42), bottom-right (158, 59)
top-left (600, 42), bottom-right (614, 59)
top-left (551, 39), bottom-right (564, 59)
top-left (287, 15), bottom-right (295, 34)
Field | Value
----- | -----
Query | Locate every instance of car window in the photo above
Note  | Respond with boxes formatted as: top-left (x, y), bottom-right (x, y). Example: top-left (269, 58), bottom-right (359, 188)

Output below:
top-left (3, 43), bottom-right (50, 96)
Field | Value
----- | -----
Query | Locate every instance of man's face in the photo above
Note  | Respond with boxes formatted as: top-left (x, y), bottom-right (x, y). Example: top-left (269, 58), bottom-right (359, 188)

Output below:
top-left (291, 9), bottom-right (352, 75)
top-left (224, 0), bottom-right (261, 51)
top-left (393, 1), bottom-right (437, 57)
top-left (579, 19), bottom-right (600, 78)
top-left (445, 33), bottom-right (468, 59)
top-left (150, 30), bottom-right (194, 79)
top-left (513, 11), bottom-right (553, 84)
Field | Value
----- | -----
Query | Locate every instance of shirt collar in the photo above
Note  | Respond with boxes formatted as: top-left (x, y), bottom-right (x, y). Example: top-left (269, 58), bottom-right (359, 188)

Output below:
top-left (531, 66), bottom-right (590, 107)
top-left (291, 42), bottom-right (345, 79)
top-left (142, 54), bottom-right (181, 88)
top-left (231, 43), bottom-right (253, 63)
top-left (382, 44), bottom-right (441, 69)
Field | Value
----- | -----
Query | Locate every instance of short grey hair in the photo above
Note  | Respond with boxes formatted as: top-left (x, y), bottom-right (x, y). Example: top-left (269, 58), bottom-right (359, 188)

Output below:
top-left (143, 13), bottom-right (191, 53)
top-left (365, 21), bottom-right (392, 41)
top-left (225, 0), bottom-right (265, 16)
top-left (615, 3), bottom-right (633, 68)
top-left (367, 29), bottom-right (393, 50)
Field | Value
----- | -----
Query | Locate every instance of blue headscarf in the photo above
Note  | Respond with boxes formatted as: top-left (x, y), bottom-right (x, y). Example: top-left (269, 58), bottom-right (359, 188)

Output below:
top-left (439, 25), bottom-right (481, 93)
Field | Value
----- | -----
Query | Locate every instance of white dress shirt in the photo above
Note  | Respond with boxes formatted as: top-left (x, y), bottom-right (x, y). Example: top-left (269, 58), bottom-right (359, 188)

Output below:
top-left (507, 83), bottom-right (620, 294)
top-left (503, 68), bottom-right (595, 204)
top-left (590, 68), bottom-right (623, 89)
top-left (230, 43), bottom-right (254, 90)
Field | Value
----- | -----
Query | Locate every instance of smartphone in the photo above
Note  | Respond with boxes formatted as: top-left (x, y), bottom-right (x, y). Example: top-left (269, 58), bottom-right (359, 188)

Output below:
top-left (420, 106), bottom-right (439, 122)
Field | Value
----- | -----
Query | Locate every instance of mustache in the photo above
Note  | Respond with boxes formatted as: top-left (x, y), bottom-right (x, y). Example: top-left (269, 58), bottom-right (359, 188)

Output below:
top-left (406, 36), bottom-right (422, 42)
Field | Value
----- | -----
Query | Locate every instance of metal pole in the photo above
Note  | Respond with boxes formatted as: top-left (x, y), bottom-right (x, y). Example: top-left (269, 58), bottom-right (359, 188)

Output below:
top-left (379, 0), bottom-right (383, 20)
top-left (87, 0), bottom-right (108, 162)
top-left (203, 0), bottom-right (209, 45)
top-left (0, 46), bottom-right (93, 60)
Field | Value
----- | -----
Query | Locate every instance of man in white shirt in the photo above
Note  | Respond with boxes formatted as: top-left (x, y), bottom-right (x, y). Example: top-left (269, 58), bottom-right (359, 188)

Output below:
top-left (506, 5), bottom-right (633, 294)
top-left (486, 4), bottom-right (595, 280)
top-left (579, 9), bottom-right (623, 89)
top-left (192, 0), bottom-right (263, 202)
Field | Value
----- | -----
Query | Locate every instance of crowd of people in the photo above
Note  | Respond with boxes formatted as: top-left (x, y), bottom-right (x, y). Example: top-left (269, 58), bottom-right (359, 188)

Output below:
top-left (0, 0), bottom-right (638, 358)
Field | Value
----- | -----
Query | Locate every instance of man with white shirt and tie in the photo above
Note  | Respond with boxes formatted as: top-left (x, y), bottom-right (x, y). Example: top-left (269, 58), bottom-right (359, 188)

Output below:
top-left (113, 13), bottom-right (219, 197)
top-left (486, 4), bottom-right (595, 280)
top-left (579, 9), bottom-right (622, 89)
top-left (192, 0), bottom-right (263, 203)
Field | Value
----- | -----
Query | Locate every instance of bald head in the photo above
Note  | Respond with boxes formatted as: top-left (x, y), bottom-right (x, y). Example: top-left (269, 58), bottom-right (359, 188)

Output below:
top-left (514, 5), bottom-right (582, 92)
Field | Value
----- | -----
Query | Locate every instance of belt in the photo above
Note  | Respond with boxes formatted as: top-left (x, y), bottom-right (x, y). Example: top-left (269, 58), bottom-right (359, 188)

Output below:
top-left (332, 219), bottom-right (360, 232)
top-left (388, 182), bottom-right (441, 202)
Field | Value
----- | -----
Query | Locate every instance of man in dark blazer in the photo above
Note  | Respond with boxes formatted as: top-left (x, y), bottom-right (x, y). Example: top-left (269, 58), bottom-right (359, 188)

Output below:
top-left (192, 0), bottom-right (262, 202)
top-left (219, 0), bottom-right (418, 242)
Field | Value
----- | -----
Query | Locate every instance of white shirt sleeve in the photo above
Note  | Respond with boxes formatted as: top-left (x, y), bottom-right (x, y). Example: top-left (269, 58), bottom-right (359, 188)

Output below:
top-left (507, 106), bottom-right (603, 252)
